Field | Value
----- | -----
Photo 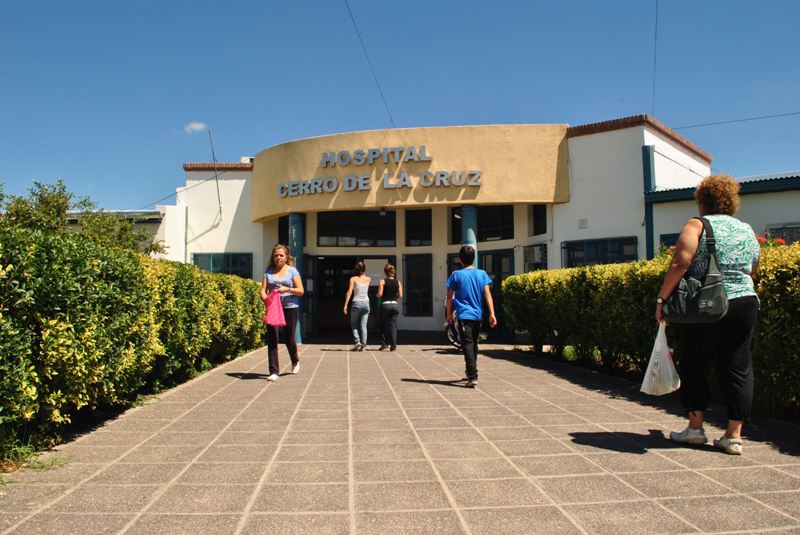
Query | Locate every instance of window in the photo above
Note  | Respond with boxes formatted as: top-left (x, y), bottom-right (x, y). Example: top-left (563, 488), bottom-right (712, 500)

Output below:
top-left (403, 254), bottom-right (433, 316)
top-left (562, 237), bottom-right (637, 268)
top-left (659, 233), bottom-right (680, 248)
top-left (450, 205), bottom-right (514, 244)
top-left (524, 244), bottom-right (548, 271)
top-left (767, 223), bottom-right (800, 245)
top-left (478, 205), bottom-right (514, 242)
top-left (450, 208), bottom-right (462, 245)
top-left (192, 253), bottom-right (253, 278)
top-left (317, 210), bottom-right (396, 247)
top-left (278, 216), bottom-right (289, 245)
top-left (405, 209), bottom-right (432, 246)
top-left (531, 204), bottom-right (547, 236)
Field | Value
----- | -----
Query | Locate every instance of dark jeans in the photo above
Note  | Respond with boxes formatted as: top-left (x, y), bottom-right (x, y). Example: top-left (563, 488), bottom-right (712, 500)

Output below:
top-left (266, 308), bottom-right (299, 376)
top-left (677, 296), bottom-right (758, 421)
top-left (460, 319), bottom-right (481, 381)
top-left (380, 302), bottom-right (400, 348)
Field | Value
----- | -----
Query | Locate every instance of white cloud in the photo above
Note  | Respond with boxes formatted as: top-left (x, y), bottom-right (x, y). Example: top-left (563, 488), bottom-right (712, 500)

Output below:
top-left (184, 121), bottom-right (208, 134)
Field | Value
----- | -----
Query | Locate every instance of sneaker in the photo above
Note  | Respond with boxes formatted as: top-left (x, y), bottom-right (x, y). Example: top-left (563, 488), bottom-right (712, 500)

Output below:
top-left (465, 379), bottom-right (478, 388)
top-left (351, 343), bottom-right (362, 351)
top-left (713, 436), bottom-right (743, 455)
top-left (390, 346), bottom-right (396, 351)
top-left (291, 363), bottom-right (300, 375)
top-left (267, 374), bottom-right (279, 382)
top-left (669, 426), bottom-right (708, 445)
top-left (379, 344), bottom-right (388, 351)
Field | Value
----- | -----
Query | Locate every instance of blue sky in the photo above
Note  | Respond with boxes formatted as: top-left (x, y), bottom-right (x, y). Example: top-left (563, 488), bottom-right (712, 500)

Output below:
top-left (1, 0), bottom-right (798, 209)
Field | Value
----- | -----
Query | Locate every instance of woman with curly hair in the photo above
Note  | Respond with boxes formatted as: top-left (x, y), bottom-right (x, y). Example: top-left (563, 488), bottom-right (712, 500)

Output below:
top-left (656, 174), bottom-right (760, 455)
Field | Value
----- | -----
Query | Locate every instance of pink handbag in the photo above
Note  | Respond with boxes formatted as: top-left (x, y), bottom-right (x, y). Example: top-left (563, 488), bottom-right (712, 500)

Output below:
top-left (264, 289), bottom-right (286, 327)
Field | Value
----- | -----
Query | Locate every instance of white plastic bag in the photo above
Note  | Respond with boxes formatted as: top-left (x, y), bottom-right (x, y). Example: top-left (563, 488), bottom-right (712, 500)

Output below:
top-left (640, 322), bottom-right (680, 396)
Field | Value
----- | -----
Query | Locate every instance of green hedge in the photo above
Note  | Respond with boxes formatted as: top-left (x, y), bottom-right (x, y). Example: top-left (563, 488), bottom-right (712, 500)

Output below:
top-left (0, 225), bottom-right (264, 451)
top-left (503, 243), bottom-right (800, 417)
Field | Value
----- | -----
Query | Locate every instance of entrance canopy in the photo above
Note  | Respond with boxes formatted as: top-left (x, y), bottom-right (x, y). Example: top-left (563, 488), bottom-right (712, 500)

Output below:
top-left (252, 124), bottom-right (570, 221)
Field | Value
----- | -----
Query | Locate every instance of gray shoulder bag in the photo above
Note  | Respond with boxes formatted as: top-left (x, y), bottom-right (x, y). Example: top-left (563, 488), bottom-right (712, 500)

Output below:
top-left (661, 217), bottom-right (729, 324)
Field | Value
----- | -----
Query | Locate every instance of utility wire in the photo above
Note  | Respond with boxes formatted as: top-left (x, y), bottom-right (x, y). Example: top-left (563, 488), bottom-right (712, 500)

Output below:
top-left (343, 0), bottom-right (396, 128)
top-left (673, 111), bottom-right (800, 130)
top-left (137, 169), bottom-right (234, 210)
top-left (651, 0), bottom-right (659, 116)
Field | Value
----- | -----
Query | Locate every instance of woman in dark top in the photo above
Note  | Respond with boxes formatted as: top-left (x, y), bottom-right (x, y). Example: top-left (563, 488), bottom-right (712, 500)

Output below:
top-left (377, 263), bottom-right (403, 351)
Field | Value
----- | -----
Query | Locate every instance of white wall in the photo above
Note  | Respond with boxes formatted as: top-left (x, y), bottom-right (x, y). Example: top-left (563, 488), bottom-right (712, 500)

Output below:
top-left (652, 190), bottom-right (800, 244)
top-left (644, 130), bottom-right (710, 190)
top-left (154, 204), bottom-right (187, 262)
top-left (556, 127), bottom-right (648, 266)
top-left (737, 191), bottom-right (800, 234)
top-left (178, 170), bottom-right (264, 280)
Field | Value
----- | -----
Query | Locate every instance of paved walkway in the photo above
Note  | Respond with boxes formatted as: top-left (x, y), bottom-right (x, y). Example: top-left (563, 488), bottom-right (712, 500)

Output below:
top-left (2, 343), bottom-right (799, 534)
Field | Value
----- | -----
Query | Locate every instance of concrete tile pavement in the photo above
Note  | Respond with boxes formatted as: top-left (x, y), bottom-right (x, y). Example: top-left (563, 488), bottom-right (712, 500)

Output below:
top-left (2, 343), bottom-right (799, 534)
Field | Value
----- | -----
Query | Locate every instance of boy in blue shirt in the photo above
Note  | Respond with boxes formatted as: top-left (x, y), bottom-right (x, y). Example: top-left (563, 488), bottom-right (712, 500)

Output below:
top-left (446, 245), bottom-right (497, 388)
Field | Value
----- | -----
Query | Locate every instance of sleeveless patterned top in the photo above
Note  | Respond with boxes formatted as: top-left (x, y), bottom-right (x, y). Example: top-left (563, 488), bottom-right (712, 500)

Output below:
top-left (687, 214), bottom-right (760, 300)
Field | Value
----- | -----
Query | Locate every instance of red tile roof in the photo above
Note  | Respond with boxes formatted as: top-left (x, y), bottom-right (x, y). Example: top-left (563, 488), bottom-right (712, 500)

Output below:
top-left (183, 162), bottom-right (253, 171)
top-left (567, 114), bottom-right (712, 164)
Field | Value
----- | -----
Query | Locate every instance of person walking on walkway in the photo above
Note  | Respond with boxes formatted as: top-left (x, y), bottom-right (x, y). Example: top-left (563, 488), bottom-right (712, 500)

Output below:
top-left (656, 174), bottom-right (760, 455)
top-left (343, 261), bottom-right (371, 351)
top-left (261, 244), bottom-right (304, 381)
top-left (377, 263), bottom-right (403, 351)
top-left (446, 245), bottom-right (497, 388)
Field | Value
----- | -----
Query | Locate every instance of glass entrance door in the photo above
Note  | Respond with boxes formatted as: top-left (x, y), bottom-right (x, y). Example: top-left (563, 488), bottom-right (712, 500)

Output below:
top-left (479, 249), bottom-right (514, 338)
top-left (314, 256), bottom-right (395, 337)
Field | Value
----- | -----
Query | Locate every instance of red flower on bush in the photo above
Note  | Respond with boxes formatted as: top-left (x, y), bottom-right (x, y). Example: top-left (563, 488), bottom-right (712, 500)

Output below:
top-left (755, 232), bottom-right (787, 247)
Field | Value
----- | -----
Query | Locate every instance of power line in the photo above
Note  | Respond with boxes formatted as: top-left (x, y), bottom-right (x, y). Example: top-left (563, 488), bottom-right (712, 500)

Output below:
top-left (673, 111), bottom-right (800, 130)
top-left (343, 0), bottom-right (396, 128)
top-left (137, 169), bottom-right (234, 210)
top-left (651, 0), bottom-right (659, 116)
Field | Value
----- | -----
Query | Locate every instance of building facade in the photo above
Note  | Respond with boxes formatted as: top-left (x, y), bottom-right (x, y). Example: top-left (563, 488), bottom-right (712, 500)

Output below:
top-left (156, 115), bottom-right (799, 339)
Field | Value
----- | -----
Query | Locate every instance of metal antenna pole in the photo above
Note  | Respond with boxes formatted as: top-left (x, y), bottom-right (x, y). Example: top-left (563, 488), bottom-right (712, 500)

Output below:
top-left (208, 129), bottom-right (223, 220)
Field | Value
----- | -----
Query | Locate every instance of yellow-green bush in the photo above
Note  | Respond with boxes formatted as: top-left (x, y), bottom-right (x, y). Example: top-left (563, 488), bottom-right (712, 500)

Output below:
top-left (503, 243), bottom-right (800, 417)
top-left (751, 245), bottom-right (800, 415)
top-left (0, 226), bottom-right (264, 451)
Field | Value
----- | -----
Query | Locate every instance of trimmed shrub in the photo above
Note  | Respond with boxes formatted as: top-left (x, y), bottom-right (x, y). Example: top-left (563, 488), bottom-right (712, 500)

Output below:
top-left (503, 243), bottom-right (800, 417)
top-left (0, 226), bottom-right (264, 452)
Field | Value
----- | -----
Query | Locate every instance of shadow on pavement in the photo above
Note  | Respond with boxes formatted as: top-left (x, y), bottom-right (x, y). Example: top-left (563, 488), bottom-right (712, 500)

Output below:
top-left (225, 372), bottom-right (270, 380)
top-left (401, 378), bottom-right (470, 388)
top-left (479, 347), bottom-right (800, 456)
top-left (569, 430), bottom-right (691, 454)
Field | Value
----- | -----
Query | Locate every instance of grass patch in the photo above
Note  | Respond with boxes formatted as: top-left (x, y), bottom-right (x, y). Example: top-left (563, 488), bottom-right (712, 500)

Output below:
top-left (131, 394), bottom-right (160, 408)
top-left (1, 438), bottom-right (67, 474)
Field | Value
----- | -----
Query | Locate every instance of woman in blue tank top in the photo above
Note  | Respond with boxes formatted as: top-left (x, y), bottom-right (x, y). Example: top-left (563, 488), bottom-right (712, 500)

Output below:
top-left (261, 244), bottom-right (304, 381)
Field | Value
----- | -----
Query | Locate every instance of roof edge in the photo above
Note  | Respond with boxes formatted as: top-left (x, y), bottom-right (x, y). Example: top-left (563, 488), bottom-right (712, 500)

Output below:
top-left (645, 174), bottom-right (800, 203)
top-left (567, 114), bottom-right (712, 165)
top-left (183, 162), bottom-right (253, 171)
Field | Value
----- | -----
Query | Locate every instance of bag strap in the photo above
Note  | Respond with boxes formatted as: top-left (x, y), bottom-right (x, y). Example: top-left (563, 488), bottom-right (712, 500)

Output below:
top-left (696, 216), bottom-right (722, 276)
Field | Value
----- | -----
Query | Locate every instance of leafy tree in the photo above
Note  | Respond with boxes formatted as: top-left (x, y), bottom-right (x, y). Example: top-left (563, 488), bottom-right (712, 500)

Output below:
top-left (0, 179), bottom-right (164, 254)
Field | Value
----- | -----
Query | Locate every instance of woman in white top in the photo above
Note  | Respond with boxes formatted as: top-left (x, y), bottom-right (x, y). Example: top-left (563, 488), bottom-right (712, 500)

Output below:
top-left (343, 261), bottom-right (371, 351)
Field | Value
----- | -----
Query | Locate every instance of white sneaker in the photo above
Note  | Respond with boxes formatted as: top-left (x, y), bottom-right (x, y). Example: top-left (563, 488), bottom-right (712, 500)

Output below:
top-left (292, 363), bottom-right (300, 375)
top-left (713, 436), bottom-right (743, 455)
top-left (267, 374), bottom-right (279, 381)
top-left (669, 426), bottom-right (708, 445)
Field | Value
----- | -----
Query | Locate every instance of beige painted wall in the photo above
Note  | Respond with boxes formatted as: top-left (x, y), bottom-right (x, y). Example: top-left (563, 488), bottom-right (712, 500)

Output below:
top-left (252, 124), bottom-right (570, 221)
